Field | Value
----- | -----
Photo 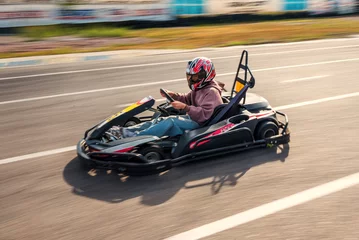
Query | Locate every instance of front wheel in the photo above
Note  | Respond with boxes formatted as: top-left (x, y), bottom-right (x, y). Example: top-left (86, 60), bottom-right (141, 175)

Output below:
top-left (138, 145), bottom-right (164, 162)
top-left (124, 117), bottom-right (141, 127)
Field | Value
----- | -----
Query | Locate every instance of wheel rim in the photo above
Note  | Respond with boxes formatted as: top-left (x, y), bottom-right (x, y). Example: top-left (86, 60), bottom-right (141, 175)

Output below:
top-left (263, 129), bottom-right (276, 138)
top-left (125, 121), bottom-right (137, 127)
top-left (144, 152), bottom-right (161, 161)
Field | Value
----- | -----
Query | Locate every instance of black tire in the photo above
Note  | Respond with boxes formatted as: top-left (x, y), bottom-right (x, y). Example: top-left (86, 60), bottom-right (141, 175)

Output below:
top-left (138, 145), bottom-right (164, 162)
top-left (124, 117), bottom-right (141, 127)
top-left (255, 121), bottom-right (279, 140)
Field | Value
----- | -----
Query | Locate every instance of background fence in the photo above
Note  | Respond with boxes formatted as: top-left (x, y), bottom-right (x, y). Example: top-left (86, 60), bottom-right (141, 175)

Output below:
top-left (0, 0), bottom-right (357, 28)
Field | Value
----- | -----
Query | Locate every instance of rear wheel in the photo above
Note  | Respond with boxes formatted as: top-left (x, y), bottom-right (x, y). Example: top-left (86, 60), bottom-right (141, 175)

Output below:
top-left (139, 145), bottom-right (164, 162)
top-left (255, 121), bottom-right (279, 140)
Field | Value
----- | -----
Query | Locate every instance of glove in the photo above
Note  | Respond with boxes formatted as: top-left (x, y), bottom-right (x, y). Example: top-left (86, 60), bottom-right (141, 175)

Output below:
top-left (160, 89), bottom-right (175, 98)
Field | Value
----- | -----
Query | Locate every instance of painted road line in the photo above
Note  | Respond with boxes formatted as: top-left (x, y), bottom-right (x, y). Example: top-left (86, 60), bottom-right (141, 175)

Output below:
top-left (1, 37), bottom-right (359, 70)
top-left (1, 91), bottom-right (359, 165)
top-left (280, 75), bottom-right (330, 83)
top-left (0, 146), bottom-right (76, 165)
top-left (0, 60), bottom-right (181, 81)
top-left (0, 78), bottom-right (185, 105)
top-left (1, 44), bottom-right (359, 81)
top-left (1, 58), bottom-right (359, 105)
top-left (253, 58), bottom-right (359, 72)
top-left (165, 172), bottom-right (359, 240)
top-left (243, 36), bottom-right (359, 48)
top-left (213, 45), bottom-right (359, 60)
top-left (275, 92), bottom-right (359, 110)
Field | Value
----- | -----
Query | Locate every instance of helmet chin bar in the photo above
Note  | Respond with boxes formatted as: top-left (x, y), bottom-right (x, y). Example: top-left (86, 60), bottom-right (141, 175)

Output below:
top-left (188, 79), bottom-right (195, 90)
top-left (188, 78), bottom-right (204, 90)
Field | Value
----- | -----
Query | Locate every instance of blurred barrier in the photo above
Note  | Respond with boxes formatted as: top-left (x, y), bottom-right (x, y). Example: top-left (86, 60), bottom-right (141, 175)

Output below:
top-left (0, 4), bottom-right (57, 27)
top-left (172, 0), bottom-right (356, 16)
top-left (0, 0), bottom-right (174, 28)
top-left (0, 0), bottom-right (357, 28)
top-left (206, 0), bottom-right (280, 14)
top-left (308, 0), bottom-right (356, 15)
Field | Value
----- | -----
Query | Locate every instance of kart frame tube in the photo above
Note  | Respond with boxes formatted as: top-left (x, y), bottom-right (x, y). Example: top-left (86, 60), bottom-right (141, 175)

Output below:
top-left (77, 128), bottom-right (289, 176)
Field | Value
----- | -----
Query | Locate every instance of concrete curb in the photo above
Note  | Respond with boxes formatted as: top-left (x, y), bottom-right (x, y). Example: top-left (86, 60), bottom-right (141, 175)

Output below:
top-left (0, 50), bottom-right (143, 68)
top-left (2, 35), bottom-right (359, 69)
top-left (0, 48), bottom-right (216, 69)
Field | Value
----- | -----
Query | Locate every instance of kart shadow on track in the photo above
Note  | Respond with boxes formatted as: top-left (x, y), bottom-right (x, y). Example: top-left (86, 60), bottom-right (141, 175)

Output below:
top-left (63, 144), bottom-right (289, 205)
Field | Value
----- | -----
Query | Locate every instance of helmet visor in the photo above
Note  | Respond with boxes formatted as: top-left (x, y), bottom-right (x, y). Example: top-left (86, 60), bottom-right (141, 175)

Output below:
top-left (186, 73), bottom-right (199, 82)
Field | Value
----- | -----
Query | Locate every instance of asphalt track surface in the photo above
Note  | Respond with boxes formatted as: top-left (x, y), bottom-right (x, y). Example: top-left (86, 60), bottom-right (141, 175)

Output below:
top-left (1, 37), bottom-right (359, 240)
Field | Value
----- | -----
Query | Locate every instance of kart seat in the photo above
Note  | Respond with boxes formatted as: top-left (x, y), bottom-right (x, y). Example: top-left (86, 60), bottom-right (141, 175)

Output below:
top-left (201, 85), bottom-right (248, 127)
top-left (201, 103), bottom-right (241, 127)
top-left (202, 50), bottom-right (254, 127)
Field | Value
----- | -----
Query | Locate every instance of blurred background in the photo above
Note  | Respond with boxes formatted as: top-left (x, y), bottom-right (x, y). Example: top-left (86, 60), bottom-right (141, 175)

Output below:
top-left (0, 0), bottom-right (358, 58)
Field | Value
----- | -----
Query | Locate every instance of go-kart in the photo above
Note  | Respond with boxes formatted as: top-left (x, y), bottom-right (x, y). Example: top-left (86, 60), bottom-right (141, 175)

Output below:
top-left (77, 50), bottom-right (290, 176)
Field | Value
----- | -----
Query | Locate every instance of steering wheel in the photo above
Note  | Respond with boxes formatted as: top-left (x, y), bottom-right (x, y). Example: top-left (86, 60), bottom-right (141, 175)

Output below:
top-left (160, 88), bottom-right (175, 103)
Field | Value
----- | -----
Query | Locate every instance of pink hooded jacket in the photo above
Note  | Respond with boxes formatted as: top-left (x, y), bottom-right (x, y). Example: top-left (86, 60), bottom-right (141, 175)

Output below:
top-left (172, 81), bottom-right (223, 124)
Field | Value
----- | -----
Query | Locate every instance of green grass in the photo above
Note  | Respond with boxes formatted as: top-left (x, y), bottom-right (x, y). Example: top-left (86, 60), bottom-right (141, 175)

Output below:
top-left (2, 17), bottom-right (358, 59)
top-left (19, 25), bottom-right (131, 40)
top-left (78, 27), bottom-right (130, 38)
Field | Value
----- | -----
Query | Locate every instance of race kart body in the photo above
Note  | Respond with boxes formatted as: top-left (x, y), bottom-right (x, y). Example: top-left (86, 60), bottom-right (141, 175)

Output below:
top-left (77, 50), bottom-right (290, 176)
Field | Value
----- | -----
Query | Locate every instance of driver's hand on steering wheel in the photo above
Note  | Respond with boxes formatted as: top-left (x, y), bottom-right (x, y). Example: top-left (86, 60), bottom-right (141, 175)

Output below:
top-left (160, 89), bottom-right (175, 98)
top-left (171, 101), bottom-right (188, 111)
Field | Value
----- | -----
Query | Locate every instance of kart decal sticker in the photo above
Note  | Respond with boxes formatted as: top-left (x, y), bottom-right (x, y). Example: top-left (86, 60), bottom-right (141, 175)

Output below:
top-left (195, 139), bottom-right (211, 148)
top-left (104, 97), bottom-right (154, 122)
top-left (120, 96), bottom-right (154, 114)
top-left (107, 112), bottom-right (122, 121)
top-left (121, 103), bottom-right (140, 114)
top-left (137, 96), bottom-right (154, 104)
top-left (115, 147), bottom-right (135, 153)
top-left (207, 123), bottom-right (236, 137)
top-left (190, 123), bottom-right (236, 149)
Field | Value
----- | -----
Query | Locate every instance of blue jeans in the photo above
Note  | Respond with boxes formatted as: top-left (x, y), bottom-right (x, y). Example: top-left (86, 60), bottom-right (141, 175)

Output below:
top-left (127, 115), bottom-right (199, 137)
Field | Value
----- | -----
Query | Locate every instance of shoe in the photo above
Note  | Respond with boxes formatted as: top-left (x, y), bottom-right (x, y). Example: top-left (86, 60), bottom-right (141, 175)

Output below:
top-left (120, 127), bottom-right (137, 138)
top-left (107, 126), bottom-right (122, 139)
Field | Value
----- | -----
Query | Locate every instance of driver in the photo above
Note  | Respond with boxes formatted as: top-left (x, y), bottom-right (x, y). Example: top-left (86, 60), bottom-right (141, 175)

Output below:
top-left (118, 57), bottom-right (223, 138)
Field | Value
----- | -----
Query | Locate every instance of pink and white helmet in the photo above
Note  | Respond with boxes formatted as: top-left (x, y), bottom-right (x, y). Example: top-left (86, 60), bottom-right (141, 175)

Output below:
top-left (186, 57), bottom-right (216, 91)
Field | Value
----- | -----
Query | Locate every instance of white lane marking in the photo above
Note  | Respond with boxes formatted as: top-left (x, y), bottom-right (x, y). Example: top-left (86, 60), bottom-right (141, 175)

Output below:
top-left (227, 36), bottom-right (359, 48)
top-left (0, 61), bottom-right (173, 81)
top-left (1, 91), bottom-right (359, 165)
top-left (253, 57), bottom-right (359, 72)
top-left (213, 45), bottom-right (359, 60)
top-left (0, 146), bottom-right (76, 165)
top-left (275, 92), bottom-right (359, 110)
top-left (1, 57), bottom-right (359, 105)
top-left (2, 37), bottom-right (359, 70)
top-left (1, 44), bottom-right (358, 81)
top-left (2, 36), bottom-right (359, 68)
top-left (165, 172), bottom-right (359, 240)
top-left (0, 79), bottom-right (184, 105)
top-left (281, 75), bottom-right (329, 83)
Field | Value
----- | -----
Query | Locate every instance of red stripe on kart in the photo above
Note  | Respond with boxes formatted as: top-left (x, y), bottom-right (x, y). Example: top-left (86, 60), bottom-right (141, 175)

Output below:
top-left (206, 123), bottom-right (236, 137)
top-left (190, 123), bottom-right (235, 149)
top-left (115, 147), bottom-right (135, 153)
top-left (197, 139), bottom-right (211, 147)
